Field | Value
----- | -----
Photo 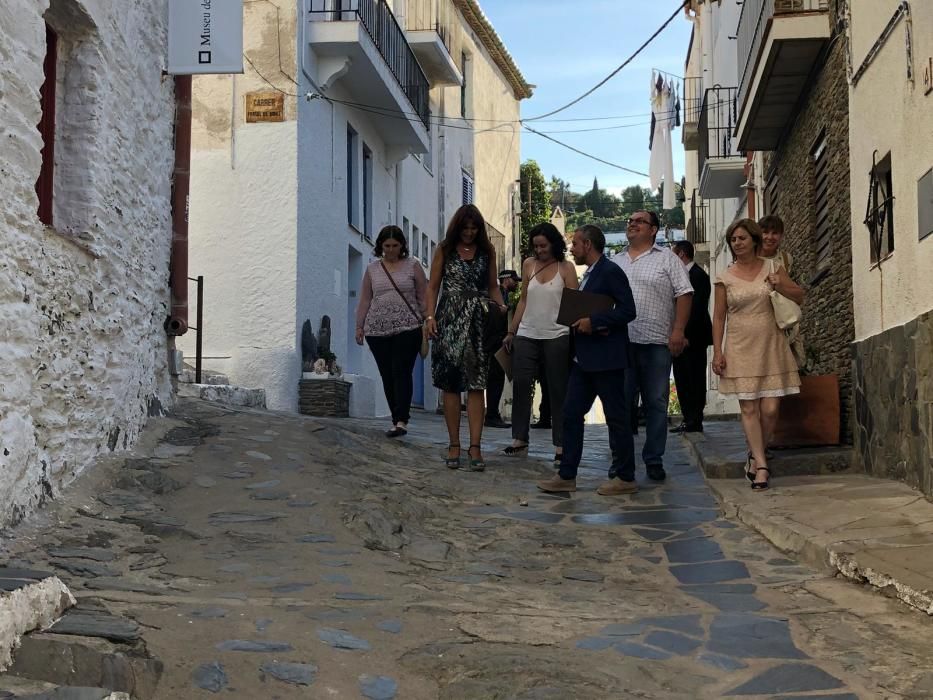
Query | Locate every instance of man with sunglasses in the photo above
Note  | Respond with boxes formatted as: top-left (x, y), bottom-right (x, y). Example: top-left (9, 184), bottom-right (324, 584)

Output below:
top-left (610, 210), bottom-right (693, 482)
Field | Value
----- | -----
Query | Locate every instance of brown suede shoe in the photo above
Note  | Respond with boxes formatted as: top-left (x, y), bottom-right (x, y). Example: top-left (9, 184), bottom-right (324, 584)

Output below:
top-left (597, 479), bottom-right (639, 496)
top-left (537, 476), bottom-right (577, 493)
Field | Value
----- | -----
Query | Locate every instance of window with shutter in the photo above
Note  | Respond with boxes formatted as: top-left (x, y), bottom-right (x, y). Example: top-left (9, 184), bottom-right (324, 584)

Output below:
top-left (811, 133), bottom-right (832, 270)
top-left (867, 152), bottom-right (895, 264)
top-left (461, 170), bottom-right (474, 205)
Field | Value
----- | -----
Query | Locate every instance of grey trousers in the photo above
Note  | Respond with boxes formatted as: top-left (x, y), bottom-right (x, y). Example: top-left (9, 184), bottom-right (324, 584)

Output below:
top-left (511, 334), bottom-right (571, 447)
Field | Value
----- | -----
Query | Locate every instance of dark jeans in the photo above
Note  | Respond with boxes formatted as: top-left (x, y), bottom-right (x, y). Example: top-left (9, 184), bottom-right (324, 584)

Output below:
top-left (511, 335), bottom-right (570, 447)
top-left (558, 363), bottom-right (634, 481)
top-left (618, 343), bottom-right (673, 469)
top-left (486, 353), bottom-right (506, 420)
top-left (366, 328), bottom-right (422, 424)
top-left (672, 343), bottom-right (708, 428)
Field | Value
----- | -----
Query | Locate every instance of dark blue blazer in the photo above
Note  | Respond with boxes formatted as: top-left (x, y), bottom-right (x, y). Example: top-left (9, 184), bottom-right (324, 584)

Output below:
top-left (573, 256), bottom-right (637, 372)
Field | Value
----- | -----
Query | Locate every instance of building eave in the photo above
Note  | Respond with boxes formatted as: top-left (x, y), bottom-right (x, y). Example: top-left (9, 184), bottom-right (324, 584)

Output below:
top-left (452, 0), bottom-right (533, 100)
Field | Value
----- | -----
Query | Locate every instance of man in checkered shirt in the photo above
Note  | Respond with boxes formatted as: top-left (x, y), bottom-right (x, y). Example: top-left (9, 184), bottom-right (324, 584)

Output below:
top-left (610, 210), bottom-right (693, 482)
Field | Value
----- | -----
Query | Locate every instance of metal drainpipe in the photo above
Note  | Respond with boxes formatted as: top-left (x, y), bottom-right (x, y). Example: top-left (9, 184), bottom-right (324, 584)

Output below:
top-left (167, 74), bottom-right (192, 336)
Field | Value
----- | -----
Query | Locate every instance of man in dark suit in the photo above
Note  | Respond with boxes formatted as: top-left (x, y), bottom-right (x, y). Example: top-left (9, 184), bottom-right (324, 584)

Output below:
top-left (670, 240), bottom-right (712, 433)
top-left (537, 225), bottom-right (638, 496)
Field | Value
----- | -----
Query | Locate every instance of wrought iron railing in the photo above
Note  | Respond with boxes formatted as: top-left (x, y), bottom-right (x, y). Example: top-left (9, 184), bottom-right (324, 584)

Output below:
top-left (310, 0), bottom-right (430, 128)
top-left (688, 192), bottom-right (708, 245)
top-left (683, 76), bottom-right (703, 125)
top-left (698, 86), bottom-right (740, 175)
top-left (737, 0), bottom-right (830, 110)
top-left (405, 0), bottom-right (456, 54)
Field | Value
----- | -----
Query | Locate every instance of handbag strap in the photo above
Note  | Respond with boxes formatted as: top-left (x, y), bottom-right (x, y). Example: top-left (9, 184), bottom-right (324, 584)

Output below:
top-left (380, 261), bottom-right (422, 325)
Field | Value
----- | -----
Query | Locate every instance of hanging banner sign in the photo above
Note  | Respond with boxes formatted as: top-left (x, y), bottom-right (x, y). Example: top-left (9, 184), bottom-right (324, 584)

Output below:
top-left (168, 0), bottom-right (244, 75)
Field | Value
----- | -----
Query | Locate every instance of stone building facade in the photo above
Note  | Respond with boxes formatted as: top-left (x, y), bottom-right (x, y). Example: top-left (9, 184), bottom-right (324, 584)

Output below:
top-left (0, 0), bottom-right (175, 526)
top-left (762, 20), bottom-right (854, 443)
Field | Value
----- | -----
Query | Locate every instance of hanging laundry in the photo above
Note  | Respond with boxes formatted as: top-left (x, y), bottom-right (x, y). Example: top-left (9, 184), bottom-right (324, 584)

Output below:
top-left (648, 73), bottom-right (677, 210)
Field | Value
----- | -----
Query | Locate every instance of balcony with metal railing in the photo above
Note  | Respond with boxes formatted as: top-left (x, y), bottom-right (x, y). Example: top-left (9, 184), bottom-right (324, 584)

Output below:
top-left (698, 87), bottom-right (746, 199)
top-left (308, 0), bottom-right (430, 155)
top-left (735, 0), bottom-right (831, 151)
top-left (405, 0), bottom-right (462, 87)
top-left (682, 76), bottom-right (703, 151)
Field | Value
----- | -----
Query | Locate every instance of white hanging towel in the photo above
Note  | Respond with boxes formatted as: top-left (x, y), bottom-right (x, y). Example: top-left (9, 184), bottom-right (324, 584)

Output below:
top-left (649, 75), bottom-right (677, 210)
top-left (648, 73), bottom-right (665, 192)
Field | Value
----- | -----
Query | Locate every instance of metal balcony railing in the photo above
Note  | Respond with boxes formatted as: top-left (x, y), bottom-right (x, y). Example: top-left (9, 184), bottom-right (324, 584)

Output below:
top-left (406, 0), bottom-right (456, 54)
top-left (698, 86), bottom-right (740, 174)
top-left (688, 191), bottom-right (708, 245)
top-left (737, 0), bottom-right (830, 109)
top-left (310, 0), bottom-right (430, 128)
top-left (683, 76), bottom-right (703, 125)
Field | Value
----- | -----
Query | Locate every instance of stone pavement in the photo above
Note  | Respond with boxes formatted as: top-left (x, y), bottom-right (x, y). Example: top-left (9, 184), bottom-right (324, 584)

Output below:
top-left (1, 398), bottom-right (932, 698)
top-left (685, 421), bottom-right (933, 616)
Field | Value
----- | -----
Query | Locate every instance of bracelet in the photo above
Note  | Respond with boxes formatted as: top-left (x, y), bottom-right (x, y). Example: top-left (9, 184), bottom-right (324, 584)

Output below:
top-left (505, 331), bottom-right (515, 336)
top-left (425, 315), bottom-right (434, 321)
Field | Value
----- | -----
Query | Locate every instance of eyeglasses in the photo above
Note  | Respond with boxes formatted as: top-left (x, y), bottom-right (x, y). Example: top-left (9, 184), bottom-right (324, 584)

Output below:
top-left (627, 218), bottom-right (652, 226)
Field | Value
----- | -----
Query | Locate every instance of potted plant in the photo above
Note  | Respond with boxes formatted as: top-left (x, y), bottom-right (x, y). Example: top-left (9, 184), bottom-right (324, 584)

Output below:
top-left (772, 343), bottom-right (840, 447)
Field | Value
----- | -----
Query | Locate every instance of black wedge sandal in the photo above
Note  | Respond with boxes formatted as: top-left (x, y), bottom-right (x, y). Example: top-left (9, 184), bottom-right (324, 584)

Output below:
top-left (751, 466), bottom-right (771, 490)
top-left (445, 444), bottom-right (461, 470)
top-left (467, 444), bottom-right (486, 472)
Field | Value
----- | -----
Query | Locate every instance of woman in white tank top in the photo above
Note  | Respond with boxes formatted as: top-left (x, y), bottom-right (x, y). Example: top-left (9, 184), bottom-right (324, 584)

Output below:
top-left (501, 223), bottom-right (578, 462)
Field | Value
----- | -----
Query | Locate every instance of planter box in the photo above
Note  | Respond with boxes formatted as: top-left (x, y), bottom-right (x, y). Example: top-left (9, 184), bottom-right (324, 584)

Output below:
top-left (772, 374), bottom-right (840, 447)
top-left (299, 377), bottom-right (350, 417)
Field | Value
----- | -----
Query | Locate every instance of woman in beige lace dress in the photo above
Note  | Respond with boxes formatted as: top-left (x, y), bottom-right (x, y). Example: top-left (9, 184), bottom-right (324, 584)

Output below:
top-left (712, 219), bottom-right (802, 490)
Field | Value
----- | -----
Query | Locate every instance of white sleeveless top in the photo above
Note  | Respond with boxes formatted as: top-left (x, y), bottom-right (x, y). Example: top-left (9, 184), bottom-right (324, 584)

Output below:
top-left (517, 263), bottom-right (569, 340)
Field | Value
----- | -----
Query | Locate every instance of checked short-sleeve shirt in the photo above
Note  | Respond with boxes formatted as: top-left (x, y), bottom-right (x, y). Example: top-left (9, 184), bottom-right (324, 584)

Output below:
top-left (610, 244), bottom-right (693, 345)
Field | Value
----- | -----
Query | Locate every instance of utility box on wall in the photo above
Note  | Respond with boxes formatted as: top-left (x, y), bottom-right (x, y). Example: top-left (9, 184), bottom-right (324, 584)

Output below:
top-left (919, 168), bottom-right (933, 241)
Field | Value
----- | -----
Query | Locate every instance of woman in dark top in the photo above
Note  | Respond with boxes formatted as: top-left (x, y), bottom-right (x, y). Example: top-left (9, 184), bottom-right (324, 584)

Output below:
top-left (355, 225), bottom-right (428, 438)
top-left (425, 205), bottom-right (507, 472)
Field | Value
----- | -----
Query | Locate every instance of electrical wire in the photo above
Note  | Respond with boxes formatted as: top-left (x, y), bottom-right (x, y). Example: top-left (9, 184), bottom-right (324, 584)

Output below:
top-left (523, 0), bottom-right (690, 121)
top-left (243, 53), bottom-right (298, 97)
top-left (523, 124), bottom-right (650, 178)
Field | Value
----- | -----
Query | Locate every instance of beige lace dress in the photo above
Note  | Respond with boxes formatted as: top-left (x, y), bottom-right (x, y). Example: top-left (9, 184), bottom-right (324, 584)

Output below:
top-left (715, 262), bottom-right (800, 400)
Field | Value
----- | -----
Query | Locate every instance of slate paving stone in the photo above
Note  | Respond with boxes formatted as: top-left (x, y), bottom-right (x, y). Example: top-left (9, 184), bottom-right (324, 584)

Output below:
top-left (195, 476), bottom-right (217, 488)
top-left (669, 528), bottom-right (710, 541)
top-left (377, 619), bottom-right (402, 634)
top-left (245, 480), bottom-right (281, 490)
top-left (334, 591), bottom-right (387, 601)
top-left (549, 500), bottom-right (608, 515)
top-left (215, 639), bottom-right (294, 652)
top-left (465, 506), bottom-right (508, 515)
top-left (319, 548), bottom-right (359, 556)
top-left (660, 492), bottom-right (718, 509)
top-left (218, 563), bottom-right (251, 573)
top-left (49, 560), bottom-right (118, 578)
top-left (250, 491), bottom-right (291, 501)
top-left (84, 578), bottom-right (167, 595)
top-left (0, 579), bottom-right (34, 592)
top-left (271, 582), bottom-right (314, 593)
top-left (322, 560), bottom-right (352, 568)
top-left (571, 509), bottom-right (717, 526)
top-left (46, 547), bottom-right (115, 562)
top-left (575, 636), bottom-right (615, 651)
top-left (322, 573), bottom-right (352, 585)
top-left (218, 592), bottom-right (249, 600)
top-left (502, 511), bottom-right (565, 524)
top-left (287, 501), bottom-right (317, 508)
top-left (50, 611), bottom-right (141, 642)
top-left (632, 528), bottom-right (676, 541)
top-left (359, 674), bottom-right (398, 699)
top-left (636, 615), bottom-right (704, 638)
top-left (192, 661), bottom-right (228, 692)
top-left (708, 614), bottom-right (807, 660)
top-left (190, 607), bottom-right (229, 619)
top-left (465, 564), bottom-right (509, 578)
top-left (221, 470), bottom-right (253, 479)
top-left (600, 623), bottom-right (645, 637)
top-left (697, 652), bottom-right (748, 672)
top-left (406, 538), bottom-right (451, 562)
top-left (307, 609), bottom-right (367, 622)
top-left (724, 663), bottom-right (845, 695)
top-left (774, 695), bottom-right (858, 700)
top-left (441, 574), bottom-right (485, 584)
top-left (644, 630), bottom-right (703, 655)
top-left (260, 661), bottom-right (317, 686)
top-left (712, 520), bottom-right (738, 529)
top-left (767, 558), bottom-right (797, 567)
top-left (0, 566), bottom-right (53, 580)
top-left (681, 585), bottom-right (767, 612)
top-left (613, 641), bottom-right (673, 660)
top-left (316, 627), bottom-right (371, 650)
top-left (245, 451), bottom-right (272, 460)
top-left (562, 569), bottom-right (605, 583)
top-left (669, 560), bottom-right (750, 585)
top-left (209, 511), bottom-right (287, 523)
top-left (641, 556), bottom-right (663, 564)
top-left (297, 534), bottom-right (337, 543)
top-left (664, 538), bottom-right (725, 564)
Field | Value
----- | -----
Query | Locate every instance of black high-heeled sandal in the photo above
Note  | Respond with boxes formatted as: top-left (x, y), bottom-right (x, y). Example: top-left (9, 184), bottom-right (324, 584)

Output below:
top-left (503, 443), bottom-right (528, 456)
top-left (445, 444), bottom-right (461, 469)
top-left (751, 466), bottom-right (770, 490)
top-left (745, 452), bottom-right (757, 482)
top-left (468, 444), bottom-right (486, 472)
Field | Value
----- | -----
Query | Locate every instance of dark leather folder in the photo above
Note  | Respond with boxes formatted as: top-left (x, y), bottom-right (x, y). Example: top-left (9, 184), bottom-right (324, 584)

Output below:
top-left (556, 288), bottom-right (615, 327)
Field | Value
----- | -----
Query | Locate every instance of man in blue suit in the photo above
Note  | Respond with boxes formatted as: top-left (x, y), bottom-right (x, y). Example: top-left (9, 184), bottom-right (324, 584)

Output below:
top-left (537, 225), bottom-right (639, 496)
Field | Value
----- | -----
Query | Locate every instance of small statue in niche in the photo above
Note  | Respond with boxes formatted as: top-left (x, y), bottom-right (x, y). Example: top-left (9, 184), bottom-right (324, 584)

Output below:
top-left (312, 358), bottom-right (328, 375)
top-left (317, 316), bottom-right (332, 359)
top-left (301, 320), bottom-right (318, 372)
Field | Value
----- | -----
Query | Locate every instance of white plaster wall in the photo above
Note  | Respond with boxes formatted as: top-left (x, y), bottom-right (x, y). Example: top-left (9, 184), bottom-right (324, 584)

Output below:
top-left (0, 0), bottom-right (174, 526)
top-left (848, 0), bottom-right (933, 340)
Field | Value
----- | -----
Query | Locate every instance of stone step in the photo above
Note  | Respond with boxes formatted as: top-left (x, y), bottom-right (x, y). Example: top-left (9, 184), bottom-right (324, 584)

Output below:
top-left (0, 569), bottom-right (74, 672)
top-left (6, 603), bottom-right (162, 700)
top-left (0, 675), bottom-right (130, 699)
top-left (177, 367), bottom-right (229, 385)
top-left (176, 383), bottom-right (266, 409)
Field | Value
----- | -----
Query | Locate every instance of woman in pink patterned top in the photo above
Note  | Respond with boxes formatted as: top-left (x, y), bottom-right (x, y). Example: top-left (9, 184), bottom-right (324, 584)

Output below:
top-left (355, 225), bottom-right (428, 438)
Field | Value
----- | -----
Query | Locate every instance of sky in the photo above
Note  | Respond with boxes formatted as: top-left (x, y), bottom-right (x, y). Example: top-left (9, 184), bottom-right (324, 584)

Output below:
top-left (480, 0), bottom-right (692, 200)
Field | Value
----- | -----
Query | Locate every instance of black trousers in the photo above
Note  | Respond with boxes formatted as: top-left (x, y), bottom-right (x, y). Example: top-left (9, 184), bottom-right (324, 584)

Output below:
top-left (672, 343), bottom-right (708, 428)
top-left (536, 373), bottom-right (551, 423)
top-left (486, 355), bottom-right (506, 419)
top-left (366, 328), bottom-right (423, 424)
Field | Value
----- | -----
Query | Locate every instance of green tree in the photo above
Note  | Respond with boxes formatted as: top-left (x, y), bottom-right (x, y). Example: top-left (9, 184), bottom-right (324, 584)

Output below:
top-left (520, 160), bottom-right (551, 255)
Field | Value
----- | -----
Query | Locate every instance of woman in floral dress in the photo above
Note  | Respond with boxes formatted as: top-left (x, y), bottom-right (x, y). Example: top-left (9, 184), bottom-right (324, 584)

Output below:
top-left (425, 205), bottom-right (507, 472)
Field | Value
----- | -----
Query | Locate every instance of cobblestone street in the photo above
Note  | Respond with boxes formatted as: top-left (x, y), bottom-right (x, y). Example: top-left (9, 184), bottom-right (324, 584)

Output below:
top-left (4, 399), bottom-right (933, 699)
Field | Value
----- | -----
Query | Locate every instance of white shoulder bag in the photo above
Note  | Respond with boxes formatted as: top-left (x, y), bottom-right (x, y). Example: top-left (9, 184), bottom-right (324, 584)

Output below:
top-left (768, 258), bottom-right (802, 330)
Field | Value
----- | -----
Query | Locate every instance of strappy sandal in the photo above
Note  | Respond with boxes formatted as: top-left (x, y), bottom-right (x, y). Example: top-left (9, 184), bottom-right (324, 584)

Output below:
top-left (445, 444), bottom-right (461, 470)
top-left (745, 452), bottom-right (757, 482)
top-left (503, 443), bottom-right (528, 456)
top-left (751, 466), bottom-right (771, 490)
top-left (553, 453), bottom-right (562, 467)
top-left (468, 444), bottom-right (486, 472)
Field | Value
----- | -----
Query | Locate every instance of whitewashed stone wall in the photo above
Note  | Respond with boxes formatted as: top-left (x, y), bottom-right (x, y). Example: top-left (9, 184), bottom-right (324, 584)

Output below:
top-left (0, 0), bottom-right (175, 526)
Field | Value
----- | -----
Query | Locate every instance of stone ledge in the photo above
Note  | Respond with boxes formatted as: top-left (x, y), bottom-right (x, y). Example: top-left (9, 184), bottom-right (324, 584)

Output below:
top-left (177, 384), bottom-right (266, 409)
top-left (0, 572), bottom-right (75, 671)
